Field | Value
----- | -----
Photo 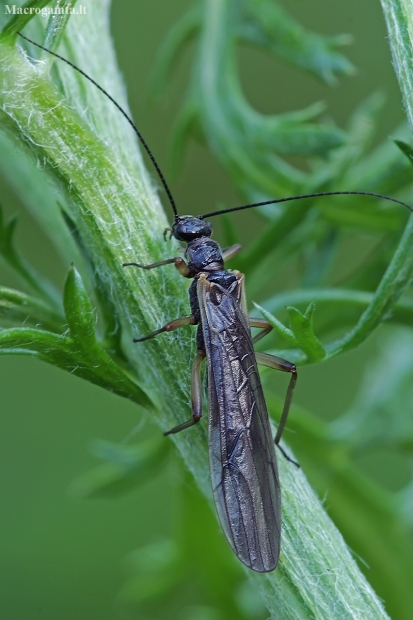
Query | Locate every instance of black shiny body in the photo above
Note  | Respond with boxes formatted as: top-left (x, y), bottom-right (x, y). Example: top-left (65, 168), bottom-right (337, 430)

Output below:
top-left (174, 216), bottom-right (281, 572)
top-left (184, 231), bottom-right (238, 349)
top-left (188, 268), bottom-right (238, 350)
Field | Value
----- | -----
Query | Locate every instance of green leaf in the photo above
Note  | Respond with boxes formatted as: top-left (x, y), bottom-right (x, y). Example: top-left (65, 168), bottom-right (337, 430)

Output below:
top-left (149, 5), bottom-right (200, 101)
top-left (258, 213), bottom-right (413, 363)
top-left (253, 302), bottom-right (297, 345)
top-left (59, 210), bottom-right (122, 352)
top-left (346, 92), bottom-right (387, 160)
top-left (240, 0), bottom-right (355, 84)
top-left (235, 199), bottom-right (312, 275)
top-left (60, 266), bottom-right (154, 408)
top-left (301, 228), bottom-right (338, 287)
top-left (287, 303), bottom-right (326, 362)
top-left (0, 202), bottom-right (60, 307)
top-left (0, 285), bottom-right (64, 331)
top-left (257, 116), bottom-right (346, 158)
top-left (263, 287), bottom-right (413, 330)
top-left (316, 195), bottom-right (407, 232)
top-left (0, 267), bottom-right (154, 410)
top-left (63, 264), bottom-right (96, 343)
top-left (309, 93), bottom-right (387, 189)
top-left (348, 123), bottom-right (413, 198)
top-left (394, 138), bottom-right (413, 166)
top-left (0, 324), bottom-right (153, 408)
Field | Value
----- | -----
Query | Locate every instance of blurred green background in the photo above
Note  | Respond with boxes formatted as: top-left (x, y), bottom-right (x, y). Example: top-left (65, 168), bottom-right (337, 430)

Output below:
top-left (1, 0), bottom-right (411, 619)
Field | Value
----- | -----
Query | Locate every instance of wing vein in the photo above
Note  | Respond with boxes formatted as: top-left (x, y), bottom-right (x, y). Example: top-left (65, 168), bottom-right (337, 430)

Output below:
top-left (198, 275), bottom-right (281, 572)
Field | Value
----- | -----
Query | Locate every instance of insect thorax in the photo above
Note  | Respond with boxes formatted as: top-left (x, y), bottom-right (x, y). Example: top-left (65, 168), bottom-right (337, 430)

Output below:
top-left (186, 237), bottom-right (224, 273)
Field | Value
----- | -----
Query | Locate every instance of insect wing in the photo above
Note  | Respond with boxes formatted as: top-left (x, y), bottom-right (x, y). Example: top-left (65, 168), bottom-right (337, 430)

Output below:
top-left (198, 275), bottom-right (281, 572)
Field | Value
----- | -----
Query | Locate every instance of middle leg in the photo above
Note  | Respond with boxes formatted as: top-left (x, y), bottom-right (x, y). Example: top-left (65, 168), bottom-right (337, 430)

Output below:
top-left (164, 350), bottom-right (206, 435)
top-left (250, 317), bottom-right (297, 446)
top-left (134, 315), bottom-right (196, 342)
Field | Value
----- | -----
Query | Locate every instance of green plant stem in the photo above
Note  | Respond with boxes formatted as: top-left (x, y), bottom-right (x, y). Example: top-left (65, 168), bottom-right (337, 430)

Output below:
top-left (380, 0), bottom-right (413, 131)
top-left (264, 288), bottom-right (413, 324)
top-left (330, 213), bottom-right (413, 355)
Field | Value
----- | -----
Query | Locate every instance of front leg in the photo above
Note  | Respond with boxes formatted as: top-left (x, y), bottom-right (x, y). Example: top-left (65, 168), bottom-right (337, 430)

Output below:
top-left (123, 256), bottom-right (190, 277)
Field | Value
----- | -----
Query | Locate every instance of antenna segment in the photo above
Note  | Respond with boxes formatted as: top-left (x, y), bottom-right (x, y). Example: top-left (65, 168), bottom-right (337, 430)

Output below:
top-left (18, 33), bottom-right (413, 223)
top-left (200, 191), bottom-right (413, 219)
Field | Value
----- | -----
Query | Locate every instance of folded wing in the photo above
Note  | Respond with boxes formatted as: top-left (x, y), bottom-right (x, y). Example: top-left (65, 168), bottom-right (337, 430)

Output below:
top-left (198, 275), bottom-right (281, 572)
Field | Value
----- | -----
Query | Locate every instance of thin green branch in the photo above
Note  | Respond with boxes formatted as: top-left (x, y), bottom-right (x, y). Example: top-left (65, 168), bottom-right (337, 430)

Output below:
top-left (330, 213), bottom-right (413, 355)
top-left (264, 287), bottom-right (413, 327)
top-left (0, 285), bottom-right (64, 330)
top-left (256, 213), bottom-right (413, 364)
top-left (380, 0), bottom-right (413, 132)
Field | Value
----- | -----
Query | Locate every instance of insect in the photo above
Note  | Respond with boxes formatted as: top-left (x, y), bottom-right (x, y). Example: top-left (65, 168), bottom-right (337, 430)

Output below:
top-left (17, 32), bottom-right (413, 573)
top-left (123, 217), bottom-right (297, 572)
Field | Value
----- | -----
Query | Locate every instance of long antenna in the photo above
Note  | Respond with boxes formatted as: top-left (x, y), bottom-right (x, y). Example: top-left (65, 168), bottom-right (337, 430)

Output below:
top-left (17, 31), bottom-right (179, 218)
top-left (18, 34), bottom-right (413, 224)
top-left (199, 191), bottom-right (413, 219)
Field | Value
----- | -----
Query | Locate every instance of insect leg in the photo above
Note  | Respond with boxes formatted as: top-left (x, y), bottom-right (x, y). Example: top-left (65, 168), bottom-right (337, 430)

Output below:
top-left (250, 319), bottom-right (298, 458)
top-left (164, 350), bottom-right (206, 435)
top-left (134, 315), bottom-right (196, 342)
top-left (249, 317), bottom-right (273, 345)
top-left (255, 350), bottom-right (298, 466)
top-left (222, 244), bottom-right (242, 262)
top-left (123, 257), bottom-right (190, 277)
